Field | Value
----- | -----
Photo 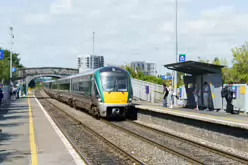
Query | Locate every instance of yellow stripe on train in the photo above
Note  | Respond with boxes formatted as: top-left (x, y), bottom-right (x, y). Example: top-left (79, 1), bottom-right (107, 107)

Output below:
top-left (103, 92), bottom-right (128, 104)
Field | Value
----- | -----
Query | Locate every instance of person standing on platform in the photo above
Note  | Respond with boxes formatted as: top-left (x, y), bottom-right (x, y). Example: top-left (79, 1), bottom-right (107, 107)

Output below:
top-left (193, 84), bottom-right (199, 110)
top-left (222, 82), bottom-right (234, 114)
top-left (163, 83), bottom-right (169, 107)
top-left (168, 82), bottom-right (174, 108)
top-left (203, 82), bottom-right (210, 111)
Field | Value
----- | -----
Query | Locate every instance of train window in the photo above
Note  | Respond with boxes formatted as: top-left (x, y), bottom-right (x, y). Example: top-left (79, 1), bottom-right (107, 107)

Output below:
top-left (101, 76), bottom-right (128, 92)
top-left (79, 81), bottom-right (90, 95)
top-left (52, 84), bottom-right (57, 89)
top-left (72, 82), bottom-right (79, 91)
top-left (60, 83), bottom-right (70, 91)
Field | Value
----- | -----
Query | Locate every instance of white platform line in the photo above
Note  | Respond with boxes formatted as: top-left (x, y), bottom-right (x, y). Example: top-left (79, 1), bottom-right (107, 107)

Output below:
top-left (34, 95), bottom-right (86, 165)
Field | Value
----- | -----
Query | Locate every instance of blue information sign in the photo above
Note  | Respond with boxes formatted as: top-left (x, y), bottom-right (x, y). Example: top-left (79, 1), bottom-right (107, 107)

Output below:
top-left (179, 54), bottom-right (186, 63)
top-left (145, 86), bottom-right (149, 94)
top-left (161, 75), bottom-right (172, 80)
top-left (0, 50), bottom-right (4, 60)
top-left (12, 68), bottom-right (16, 73)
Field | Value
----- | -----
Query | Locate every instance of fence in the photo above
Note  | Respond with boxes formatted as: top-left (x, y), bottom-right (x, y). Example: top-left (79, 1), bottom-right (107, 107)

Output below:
top-left (131, 79), bottom-right (187, 106)
top-left (132, 79), bottom-right (162, 103)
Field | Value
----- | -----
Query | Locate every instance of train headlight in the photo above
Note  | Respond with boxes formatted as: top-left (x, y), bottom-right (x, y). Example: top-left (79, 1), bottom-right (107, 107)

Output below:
top-left (98, 98), bottom-right (102, 102)
top-left (129, 98), bottom-right (132, 102)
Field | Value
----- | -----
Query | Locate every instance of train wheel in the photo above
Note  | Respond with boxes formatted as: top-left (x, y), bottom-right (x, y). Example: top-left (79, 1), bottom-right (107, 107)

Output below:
top-left (93, 107), bottom-right (100, 120)
top-left (68, 99), bottom-right (73, 107)
top-left (72, 100), bottom-right (78, 110)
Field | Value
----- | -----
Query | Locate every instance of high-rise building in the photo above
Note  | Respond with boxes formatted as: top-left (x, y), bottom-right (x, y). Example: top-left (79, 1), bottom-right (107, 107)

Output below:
top-left (130, 61), bottom-right (156, 76)
top-left (78, 55), bottom-right (104, 73)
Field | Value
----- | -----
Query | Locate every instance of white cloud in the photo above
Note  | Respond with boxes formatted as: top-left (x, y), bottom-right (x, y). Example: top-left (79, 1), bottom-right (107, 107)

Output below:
top-left (24, 13), bottom-right (52, 25)
top-left (50, 0), bottom-right (72, 14)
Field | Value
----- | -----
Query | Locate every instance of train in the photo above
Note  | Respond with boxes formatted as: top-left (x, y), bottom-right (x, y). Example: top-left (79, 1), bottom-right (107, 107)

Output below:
top-left (44, 66), bottom-right (134, 119)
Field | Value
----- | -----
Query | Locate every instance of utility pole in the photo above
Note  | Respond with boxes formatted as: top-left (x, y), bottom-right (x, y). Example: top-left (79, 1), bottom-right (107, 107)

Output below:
top-left (92, 32), bottom-right (95, 55)
top-left (9, 27), bottom-right (14, 83)
top-left (174, 0), bottom-right (178, 106)
top-left (174, 0), bottom-right (178, 91)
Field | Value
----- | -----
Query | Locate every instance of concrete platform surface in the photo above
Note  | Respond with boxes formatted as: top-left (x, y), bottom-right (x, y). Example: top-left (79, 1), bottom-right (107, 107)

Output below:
top-left (0, 95), bottom-right (84, 165)
top-left (134, 100), bottom-right (248, 130)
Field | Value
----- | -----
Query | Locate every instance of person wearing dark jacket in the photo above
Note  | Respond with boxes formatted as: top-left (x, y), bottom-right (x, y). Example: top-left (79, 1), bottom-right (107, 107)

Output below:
top-left (163, 83), bottom-right (169, 107)
top-left (224, 82), bottom-right (234, 114)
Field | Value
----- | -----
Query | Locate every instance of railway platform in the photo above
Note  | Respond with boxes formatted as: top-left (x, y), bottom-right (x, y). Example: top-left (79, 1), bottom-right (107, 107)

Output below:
top-left (134, 100), bottom-right (248, 130)
top-left (0, 92), bottom-right (84, 165)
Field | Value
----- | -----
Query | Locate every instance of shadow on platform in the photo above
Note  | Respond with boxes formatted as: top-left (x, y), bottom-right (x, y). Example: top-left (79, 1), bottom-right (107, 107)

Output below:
top-left (0, 149), bottom-right (30, 164)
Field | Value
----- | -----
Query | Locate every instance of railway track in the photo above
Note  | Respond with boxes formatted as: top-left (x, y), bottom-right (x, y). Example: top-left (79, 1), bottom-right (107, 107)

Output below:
top-left (36, 90), bottom-right (144, 165)
top-left (102, 120), bottom-right (248, 165)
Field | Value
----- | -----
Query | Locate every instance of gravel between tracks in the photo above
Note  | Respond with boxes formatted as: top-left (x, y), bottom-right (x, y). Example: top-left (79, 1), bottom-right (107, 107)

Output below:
top-left (40, 90), bottom-right (190, 165)
top-left (112, 121), bottom-right (245, 165)
top-left (134, 120), bottom-right (248, 160)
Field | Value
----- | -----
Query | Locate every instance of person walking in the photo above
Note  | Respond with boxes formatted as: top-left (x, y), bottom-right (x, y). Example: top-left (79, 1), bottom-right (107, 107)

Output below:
top-left (203, 82), bottom-right (210, 111)
top-left (163, 83), bottom-right (169, 107)
top-left (222, 82), bottom-right (234, 114)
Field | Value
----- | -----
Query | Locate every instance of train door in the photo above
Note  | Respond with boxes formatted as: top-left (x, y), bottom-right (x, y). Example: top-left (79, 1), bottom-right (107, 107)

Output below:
top-left (91, 78), bottom-right (100, 103)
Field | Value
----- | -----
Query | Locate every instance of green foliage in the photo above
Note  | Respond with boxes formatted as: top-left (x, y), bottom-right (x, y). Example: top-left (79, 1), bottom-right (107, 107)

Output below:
top-left (197, 42), bottom-right (248, 84)
top-left (231, 42), bottom-right (248, 83)
top-left (0, 48), bottom-right (24, 84)
top-left (122, 65), bottom-right (177, 86)
top-left (122, 65), bottom-right (164, 85)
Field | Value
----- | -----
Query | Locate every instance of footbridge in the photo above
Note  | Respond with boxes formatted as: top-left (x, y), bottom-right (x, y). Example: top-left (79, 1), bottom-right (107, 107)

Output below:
top-left (15, 67), bottom-right (78, 94)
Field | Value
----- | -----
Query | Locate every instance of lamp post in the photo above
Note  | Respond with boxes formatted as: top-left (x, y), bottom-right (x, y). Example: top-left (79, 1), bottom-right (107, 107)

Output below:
top-left (174, 0), bottom-right (178, 106)
top-left (9, 27), bottom-right (14, 83)
top-left (174, 0), bottom-right (178, 88)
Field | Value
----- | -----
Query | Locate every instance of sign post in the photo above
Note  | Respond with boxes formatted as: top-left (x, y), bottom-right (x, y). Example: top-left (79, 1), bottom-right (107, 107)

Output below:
top-left (179, 54), bottom-right (186, 63)
top-left (12, 68), bottom-right (16, 73)
top-left (145, 85), bottom-right (149, 101)
top-left (161, 75), bottom-right (172, 80)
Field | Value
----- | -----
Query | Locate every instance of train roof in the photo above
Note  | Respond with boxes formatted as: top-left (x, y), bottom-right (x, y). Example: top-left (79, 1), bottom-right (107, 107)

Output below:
top-left (56, 66), bottom-right (128, 81)
top-left (44, 80), bottom-right (55, 83)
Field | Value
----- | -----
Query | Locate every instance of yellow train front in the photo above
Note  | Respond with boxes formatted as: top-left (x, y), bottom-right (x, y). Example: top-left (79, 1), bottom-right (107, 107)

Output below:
top-left (94, 67), bottom-right (134, 118)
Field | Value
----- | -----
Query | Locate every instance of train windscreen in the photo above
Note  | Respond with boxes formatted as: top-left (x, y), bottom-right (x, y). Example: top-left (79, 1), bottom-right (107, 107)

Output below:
top-left (100, 72), bottom-right (128, 92)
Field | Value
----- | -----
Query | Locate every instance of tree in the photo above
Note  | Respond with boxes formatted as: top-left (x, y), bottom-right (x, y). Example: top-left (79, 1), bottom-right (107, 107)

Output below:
top-left (122, 65), bottom-right (165, 85)
top-left (0, 48), bottom-right (24, 84)
top-left (231, 42), bottom-right (248, 83)
top-left (197, 56), bottom-right (233, 83)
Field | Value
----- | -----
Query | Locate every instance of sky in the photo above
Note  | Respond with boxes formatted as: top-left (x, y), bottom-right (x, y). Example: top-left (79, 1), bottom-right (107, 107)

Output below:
top-left (0, 0), bottom-right (248, 74)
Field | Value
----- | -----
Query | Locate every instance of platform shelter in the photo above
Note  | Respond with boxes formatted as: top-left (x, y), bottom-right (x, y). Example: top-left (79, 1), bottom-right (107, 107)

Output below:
top-left (164, 60), bottom-right (224, 110)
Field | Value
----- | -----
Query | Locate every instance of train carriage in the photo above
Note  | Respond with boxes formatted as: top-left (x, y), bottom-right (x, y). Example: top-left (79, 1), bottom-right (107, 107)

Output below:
top-left (44, 66), bottom-right (134, 119)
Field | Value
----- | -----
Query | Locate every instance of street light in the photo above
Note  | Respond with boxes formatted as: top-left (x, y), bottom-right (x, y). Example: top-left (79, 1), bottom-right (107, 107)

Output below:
top-left (9, 27), bottom-right (14, 83)
top-left (174, 0), bottom-right (178, 105)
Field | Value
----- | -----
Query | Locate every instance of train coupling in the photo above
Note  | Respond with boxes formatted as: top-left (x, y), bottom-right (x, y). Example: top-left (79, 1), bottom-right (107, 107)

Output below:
top-left (112, 108), bottom-right (120, 115)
